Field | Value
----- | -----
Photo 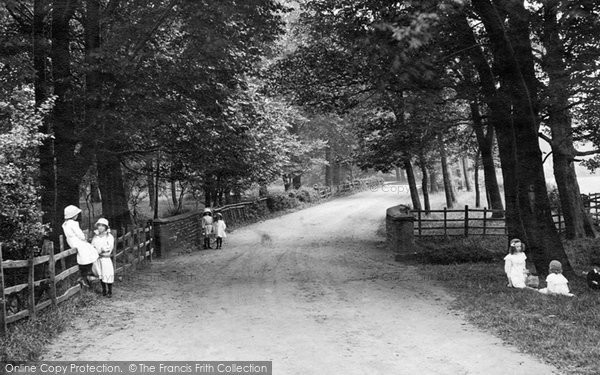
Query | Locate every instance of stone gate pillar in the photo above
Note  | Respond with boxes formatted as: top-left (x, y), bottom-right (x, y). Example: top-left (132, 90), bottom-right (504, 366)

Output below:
top-left (386, 205), bottom-right (415, 261)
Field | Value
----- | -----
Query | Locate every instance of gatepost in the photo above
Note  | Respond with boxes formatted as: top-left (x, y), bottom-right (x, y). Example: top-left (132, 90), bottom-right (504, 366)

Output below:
top-left (386, 205), bottom-right (415, 261)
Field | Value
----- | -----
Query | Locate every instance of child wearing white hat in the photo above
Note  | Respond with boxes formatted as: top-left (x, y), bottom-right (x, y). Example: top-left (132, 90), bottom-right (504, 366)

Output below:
top-left (202, 208), bottom-right (214, 249)
top-left (62, 205), bottom-right (98, 288)
top-left (91, 218), bottom-right (115, 297)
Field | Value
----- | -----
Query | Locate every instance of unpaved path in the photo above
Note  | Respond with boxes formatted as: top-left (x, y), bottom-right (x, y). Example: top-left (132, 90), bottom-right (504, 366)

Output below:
top-left (43, 189), bottom-right (560, 374)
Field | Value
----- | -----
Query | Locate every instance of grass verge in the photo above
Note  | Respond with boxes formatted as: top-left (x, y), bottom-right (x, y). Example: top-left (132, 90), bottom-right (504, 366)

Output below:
top-left (1, 291), bottom-right (101, 361)
top-left (414, 237), bottom-right (600, 375)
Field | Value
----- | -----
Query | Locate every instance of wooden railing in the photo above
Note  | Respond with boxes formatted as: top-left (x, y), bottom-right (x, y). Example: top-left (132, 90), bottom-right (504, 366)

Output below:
top-left (587, 193), bottom-right (600, 224)
top-left (314, 178), bottom-right (384, 199)
top-left (412, 205), bottom-right (580, 238)
top-left (0, 223), bottom-right (154, 335)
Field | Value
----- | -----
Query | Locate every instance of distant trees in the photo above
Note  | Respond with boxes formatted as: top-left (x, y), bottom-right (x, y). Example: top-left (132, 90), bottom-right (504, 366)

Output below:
top-left (273, 0), bottom-right (600, 276)
top-left (1, 0), bottom-right (298, 240)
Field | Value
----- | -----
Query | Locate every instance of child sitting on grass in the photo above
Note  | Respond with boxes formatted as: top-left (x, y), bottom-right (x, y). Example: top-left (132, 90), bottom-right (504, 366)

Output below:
top-left (504, 238), bottom-right (528, 288)
top-left (539, 260), bottom-right (574, 297)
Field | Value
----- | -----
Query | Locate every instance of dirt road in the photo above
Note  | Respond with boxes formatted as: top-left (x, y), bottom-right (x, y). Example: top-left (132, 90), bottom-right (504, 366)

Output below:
top-left (43, 189), bottom-right (560, 374)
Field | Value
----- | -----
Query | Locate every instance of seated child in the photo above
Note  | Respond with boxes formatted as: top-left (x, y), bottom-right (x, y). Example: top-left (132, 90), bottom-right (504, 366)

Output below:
top-left (504, 238), bottom-right (528, 288)
top-left (62, 205), bottom-right (99, 288)
top-left (539, 260), bottom-right (574, 297)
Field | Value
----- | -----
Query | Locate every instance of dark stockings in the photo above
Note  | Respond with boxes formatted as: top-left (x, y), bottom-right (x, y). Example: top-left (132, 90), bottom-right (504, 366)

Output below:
top-left (101, 282), bottom-right (113, 297)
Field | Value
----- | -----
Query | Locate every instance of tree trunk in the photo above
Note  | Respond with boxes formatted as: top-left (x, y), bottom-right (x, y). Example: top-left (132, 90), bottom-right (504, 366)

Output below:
top-left (49, 0), bottom-right (90, 238)
top-left (429, 168), bottom-right (439, 193)
top-left (404, 158), bottom-right (421, 210)
top-left (146, 158), bottom-right (155, 209)
top-left (282, 174), bottom-right (292, 191)
top-left (542, 1), bottom-right (596, 239)
top-left (170, 179), bottom-right (178, 208)
top-left (90, 181), bottom-right (101, 203)
top-left (472, 0), bottom-right (571, 277)
top-left (332, 162), bottom-right (341, 187)
top-left (455, 12), bottom-right (521, 237)
top-left (97, 152), bottom-right (131, 232)
top-left (439, 139), bottom-right (455, 209)
top-left (259, 183), bottom-right (268, 197)
top-left (419, 157), bottom-right (430, 214)
top-left (292, 174), bottom-right (301, 190)
top-left (325, 147), bottom-right (332, 187)
top-left (474, 151), bottom-right (481, 208)
top-left (34, 0), bottom-right (55, 230)
top-left (470, 101), bottom-right (504, 217)
top-left (461, 157), bottom-right (472, 192)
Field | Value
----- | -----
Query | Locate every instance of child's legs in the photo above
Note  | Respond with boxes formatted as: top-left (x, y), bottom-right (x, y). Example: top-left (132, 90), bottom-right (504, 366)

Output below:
top-left (79, 263), bottom-right (92, 282)
top-left (217, 237), bottom-right (222, 247)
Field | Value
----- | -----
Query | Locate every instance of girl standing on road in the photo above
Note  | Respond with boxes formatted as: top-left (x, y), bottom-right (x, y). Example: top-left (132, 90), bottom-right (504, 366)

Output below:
top-left (214, 213), bottom-right (227, 249)
top-left (503, 238), bottom-right (528, 288)
top-left (92, 218), bottom-right (115, 297)
top-left (202, 208), bottom-right (214, 249)
top-left (62, 205), bottom-right (99, 288)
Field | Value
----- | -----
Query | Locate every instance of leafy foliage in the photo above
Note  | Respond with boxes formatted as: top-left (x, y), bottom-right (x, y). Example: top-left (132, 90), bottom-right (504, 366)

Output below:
top-left (0, 87), bottom-right (51, 257)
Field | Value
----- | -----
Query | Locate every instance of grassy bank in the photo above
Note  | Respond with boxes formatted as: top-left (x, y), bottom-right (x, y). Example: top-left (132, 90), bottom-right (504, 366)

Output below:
top-left (0, 291), bottom-right (101, 361)
top-left (413, 236), bottom-right (600, 375)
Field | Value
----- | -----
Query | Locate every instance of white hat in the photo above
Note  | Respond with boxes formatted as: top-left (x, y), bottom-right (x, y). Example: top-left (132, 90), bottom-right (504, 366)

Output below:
top-left (95, 218), bottom-right (110, 229)
top-left (64, 205), bottom-right (82, 220)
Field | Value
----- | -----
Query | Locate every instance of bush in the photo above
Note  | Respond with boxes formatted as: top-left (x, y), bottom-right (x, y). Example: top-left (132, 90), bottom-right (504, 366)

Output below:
top-left (295, 188), bottom-right (321, 203)
top-left (247, 200), bottom-right (270, 220)
top-left (416, 237), bottom-right (506, 265)
top-left (0, 88), bottom-right (52, 259)
top-left (266, 192), bottom-right (299, 212)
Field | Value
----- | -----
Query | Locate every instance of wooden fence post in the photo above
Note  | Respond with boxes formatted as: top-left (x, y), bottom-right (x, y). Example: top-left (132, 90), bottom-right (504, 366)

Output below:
top-left (417, 210), bottom-right (422, 236)
top-left (443, 207), bottom-right (447, 236)
top-left (111, 230), bottom-right (117, 274)
top-left (46, 240), bottom-right (57, 306)
top-left (137, 226), bottom-right (142, 264)
top-left (148, 222), bottom-right (154, 262)
top-left (464, 205), bottom-right (469, 237)
top-left (28, 251), bottom-right (36, 320)
top-left (59, 235), bottom-right (67, 272)
top-left (0, 243), bottom-right (6, 336)
top-left (483, 207), bottom-right (487, 236)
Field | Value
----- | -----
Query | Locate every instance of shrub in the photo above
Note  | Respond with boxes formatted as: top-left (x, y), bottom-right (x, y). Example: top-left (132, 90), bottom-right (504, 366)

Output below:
top-left (266, 192), bottom-right (299, 212)
top-left (295, 188), bottom-right (320, 203)
top-left (0, 88), bottom-right (53, 259)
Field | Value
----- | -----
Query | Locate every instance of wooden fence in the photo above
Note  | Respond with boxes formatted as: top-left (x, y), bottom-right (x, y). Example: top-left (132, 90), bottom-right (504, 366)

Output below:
top-left (314, 178), bottom-right (383, 199)
top-left (0, 222), bottom-right (154, 335)
top-left (412, 194), bottom-right (600, 238)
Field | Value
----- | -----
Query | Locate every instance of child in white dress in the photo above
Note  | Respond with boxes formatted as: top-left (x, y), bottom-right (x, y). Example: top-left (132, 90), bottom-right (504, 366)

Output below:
top-left (62, 205), bottom-right (99, 288)
top-left (214, 213), bottom-right (227, 249)
top-left (91, 218), bottom-right (115, 297)
top-left (504, 238), bottom-right (528, 288)
top-left (539, 260), bottom-right (574, 297)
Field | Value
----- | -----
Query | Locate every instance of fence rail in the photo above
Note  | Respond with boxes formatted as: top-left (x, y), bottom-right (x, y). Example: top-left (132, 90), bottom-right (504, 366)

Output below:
top-left (411, 192), bottom-right (600, 238)
top-left (314, 178), bottom-right (383, 199)
top-left (0, 222), bottom-right (154, 335)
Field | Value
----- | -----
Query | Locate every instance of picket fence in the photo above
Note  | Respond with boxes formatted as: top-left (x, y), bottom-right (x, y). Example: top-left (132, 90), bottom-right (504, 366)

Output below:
top-left (0, 223), bottom-right (154, 335)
